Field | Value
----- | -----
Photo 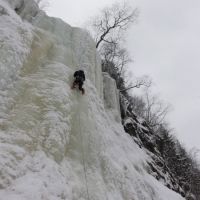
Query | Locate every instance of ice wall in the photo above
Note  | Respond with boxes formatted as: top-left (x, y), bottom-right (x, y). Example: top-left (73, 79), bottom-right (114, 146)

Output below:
top-left (32, 14), bottom-right (103, 96)
top-left (0, 0), bottom-right (185, 200)
top-left (3, 0), bottom-right (103, 97)
top-left (103, 72), bottom-right (121, 122)
top-left (5, 0), bottom-right (39, 21)
top-left (0, 0), bottom-right (33, 89)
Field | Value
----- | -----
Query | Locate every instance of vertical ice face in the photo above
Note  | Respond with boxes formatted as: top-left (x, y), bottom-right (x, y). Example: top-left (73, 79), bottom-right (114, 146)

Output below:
top-left (0, 0), bottom-right (33, 90)
top-left (103, 72), bottom-right (121, 122)
top-left (31, 6), bottom-right (103, 97)
top-left (5, 0), bottom-right (39, 21)
top-left (3, 0), bottom-right (103, 97)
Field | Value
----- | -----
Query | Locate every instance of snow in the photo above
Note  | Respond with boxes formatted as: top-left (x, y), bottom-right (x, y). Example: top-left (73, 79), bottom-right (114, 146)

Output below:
top-left (0, 0), bottom-right (33, 89)
top-left (0, 0), bottom-right (185, 199)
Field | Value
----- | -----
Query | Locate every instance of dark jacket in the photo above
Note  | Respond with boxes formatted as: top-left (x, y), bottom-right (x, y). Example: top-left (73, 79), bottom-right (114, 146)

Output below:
top-left (74, 70), bottom-right (85, 82)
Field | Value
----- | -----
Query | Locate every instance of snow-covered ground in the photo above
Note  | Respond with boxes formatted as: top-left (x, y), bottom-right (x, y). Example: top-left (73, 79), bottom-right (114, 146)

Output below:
top-left (0, 0), bottom-right (185, 199)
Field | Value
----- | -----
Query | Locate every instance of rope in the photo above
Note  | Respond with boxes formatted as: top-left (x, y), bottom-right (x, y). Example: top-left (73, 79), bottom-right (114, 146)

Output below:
top-left (77, 92), bottom-right (109, 200)
top-left (78, 97), bottom-right (90, 200)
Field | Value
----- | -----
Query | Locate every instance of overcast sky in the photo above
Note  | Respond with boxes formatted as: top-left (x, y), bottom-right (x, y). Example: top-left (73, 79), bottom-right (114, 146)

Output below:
top-left (47, 0), bottom-right (200, 151)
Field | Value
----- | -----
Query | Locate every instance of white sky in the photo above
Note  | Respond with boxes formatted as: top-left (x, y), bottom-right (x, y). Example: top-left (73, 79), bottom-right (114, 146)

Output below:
top-left (47, 0), bottom-right (200, 151)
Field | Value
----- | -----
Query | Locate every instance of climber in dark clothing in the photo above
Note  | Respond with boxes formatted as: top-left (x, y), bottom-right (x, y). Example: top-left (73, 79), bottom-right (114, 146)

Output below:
top-left (71, 70), bottom-right (85, 94)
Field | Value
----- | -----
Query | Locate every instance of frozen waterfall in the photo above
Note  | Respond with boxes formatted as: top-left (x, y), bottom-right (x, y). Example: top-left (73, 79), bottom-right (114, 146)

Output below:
top-left (0, 0), bottom-right (185, 199)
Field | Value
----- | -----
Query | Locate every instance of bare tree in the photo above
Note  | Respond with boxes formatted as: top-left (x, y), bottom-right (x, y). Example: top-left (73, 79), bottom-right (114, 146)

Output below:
top-left (101, 42), bottom-right (120, 64)
top-left (88, 1), bottom-right (151, 96)
top-left (102, 42), bottom-right (132, 72)
top-left (120, 75), bottom-right (152, 92)
top-left (89, 2), bottom-right (138, 49)
top-left (116, 47), bottom-right (132, 77)
top-left (128, 95), bottom-right (146, 117)
top-left (101, 41), bottom-right (151, 92)
top-left (142, 88), bottom-right (171, 129)
top-left (87, 2), bottom-right (146, 93)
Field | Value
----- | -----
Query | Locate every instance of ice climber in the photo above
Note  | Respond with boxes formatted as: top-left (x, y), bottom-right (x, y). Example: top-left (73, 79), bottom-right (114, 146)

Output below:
top-left (71, 70), bottom-right (85, 94)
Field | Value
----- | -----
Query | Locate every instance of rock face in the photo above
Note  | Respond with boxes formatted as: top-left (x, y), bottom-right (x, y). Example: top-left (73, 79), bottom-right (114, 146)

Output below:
top-left (120, 94), bottom-right (187, 197)
top-left (0, 0), bottom-right (185, 199)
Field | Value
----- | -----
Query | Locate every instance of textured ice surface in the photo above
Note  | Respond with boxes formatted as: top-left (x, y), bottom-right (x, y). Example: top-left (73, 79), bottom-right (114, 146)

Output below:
top-left (0, 0), bottom-right (185, 199)
top-left (103, 72), bottom-right (121, 122)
